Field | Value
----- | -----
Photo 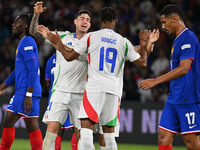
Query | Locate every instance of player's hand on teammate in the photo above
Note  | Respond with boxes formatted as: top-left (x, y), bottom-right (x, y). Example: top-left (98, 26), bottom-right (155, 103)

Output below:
top-left (34, 1), bottom-right (46, 16)
top-left (149, 29), bottom-right (159, 44)
top-left (50, 30), bottom-right (69, 52)
top-left (24, 96), bottom-right (32, 113)
top-left (36, 25), bottom-right (51, 39)
top-left (138, 78), bottom-right (158, 90)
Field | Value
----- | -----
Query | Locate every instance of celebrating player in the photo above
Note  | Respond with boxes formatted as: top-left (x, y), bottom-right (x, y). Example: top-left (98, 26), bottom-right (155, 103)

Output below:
top-left (37, 7), bottom-right (159, 150)
top-left (29, 2), bottom-right (91, 150)
top-left (45, 53), bottom-right (77, 150)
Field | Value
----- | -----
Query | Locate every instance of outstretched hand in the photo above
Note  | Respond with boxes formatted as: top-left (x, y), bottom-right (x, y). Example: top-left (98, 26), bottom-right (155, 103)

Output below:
top-left (36, 25), bottom-right (51, 39)
top-left (34, 1), bottom-right (46, 16)
top-left (149, 29), bottom-right (159, 44)
top-left (138, 79), bottom-right (158, 90)
top-left (36, 26), bottom-right (65, 51)
top-left (50, 30), bottom-right (65, 51)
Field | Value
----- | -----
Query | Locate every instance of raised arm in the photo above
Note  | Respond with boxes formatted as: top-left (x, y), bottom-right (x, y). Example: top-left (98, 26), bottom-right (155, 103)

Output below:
top-left (134, 29), bottom-right (159, 55)
top-left (146, 29), bottom-right (159, 55)
top-left (133, 30), bottom-right (149, 67)
top-left (29, 1), bottom-right (46, 39)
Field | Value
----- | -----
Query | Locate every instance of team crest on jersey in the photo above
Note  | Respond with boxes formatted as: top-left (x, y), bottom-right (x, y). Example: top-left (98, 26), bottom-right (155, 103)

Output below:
top-left (171, 46), bottom-right (174, 55)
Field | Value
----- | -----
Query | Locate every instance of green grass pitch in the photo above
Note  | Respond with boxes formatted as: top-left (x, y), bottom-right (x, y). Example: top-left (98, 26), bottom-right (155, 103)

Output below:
top-left (8, 138), bottom-right (186, 150)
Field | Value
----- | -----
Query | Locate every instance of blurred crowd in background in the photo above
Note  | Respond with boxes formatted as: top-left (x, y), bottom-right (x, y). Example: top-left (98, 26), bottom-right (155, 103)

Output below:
top-left (0, 0), bottom-right (200, 103)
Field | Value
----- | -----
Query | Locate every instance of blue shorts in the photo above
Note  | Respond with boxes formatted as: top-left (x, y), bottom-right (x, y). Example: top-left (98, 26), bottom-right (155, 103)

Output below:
top-left (159, 102), bottom-right (200, 135)
top-left (7, 94), bottom-right (40, 118)
top-left (60, 113), bottom-right (74, 129)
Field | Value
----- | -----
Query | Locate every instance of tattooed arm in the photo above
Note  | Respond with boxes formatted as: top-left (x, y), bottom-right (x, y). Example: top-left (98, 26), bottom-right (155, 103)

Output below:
top-left (29, 1), bottom-right (46, 39)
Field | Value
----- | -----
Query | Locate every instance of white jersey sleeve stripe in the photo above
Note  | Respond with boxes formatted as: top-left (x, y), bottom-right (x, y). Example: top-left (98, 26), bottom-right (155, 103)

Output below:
top-left (116, 42), bottom-right (128, 76)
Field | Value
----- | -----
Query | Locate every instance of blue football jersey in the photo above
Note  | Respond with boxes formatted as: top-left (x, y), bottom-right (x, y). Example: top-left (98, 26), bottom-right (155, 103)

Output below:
top-left (15, 36), bottom-right (42, 97)
top-left (167, 28), bottom-right (200, 104)
top-left (45, 54), bottom-right (56, 100)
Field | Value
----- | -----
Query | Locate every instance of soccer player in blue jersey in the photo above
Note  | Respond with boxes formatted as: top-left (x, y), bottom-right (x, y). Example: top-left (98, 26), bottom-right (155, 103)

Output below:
top-left (0, 14), bottom-right (43, 150)
top-left (45, 53), bottom-right (77, 150)
top-left (139, 4), bottom-right (200, 150)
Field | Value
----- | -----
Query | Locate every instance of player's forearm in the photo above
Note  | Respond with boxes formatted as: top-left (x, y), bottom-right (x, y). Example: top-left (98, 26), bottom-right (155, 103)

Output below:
top-left (26, 59), bottom-right (38, 94)
top-left (146, 41), bottom-right (154, 56)
top-left (5, 70), bottom-right (15, 86)
top-left (154, 65), bottom-right (189, 85)
top-left (58, 45), bottom-right (77, 61)
top-left (29, 14), bottom-right (44, 40)
top-left (138, 41), bottom-right (148, 67)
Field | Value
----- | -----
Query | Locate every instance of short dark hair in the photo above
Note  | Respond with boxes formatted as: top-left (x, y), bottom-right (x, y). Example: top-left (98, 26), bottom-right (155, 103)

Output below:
top-left (160, 4), bottom-right (184, 21)
top-left (18, 14), bottom-right (32, 35)
top-left (100, 7), bottom-right (117, 23)
top-left (75, 9), bottom-right (92, 19)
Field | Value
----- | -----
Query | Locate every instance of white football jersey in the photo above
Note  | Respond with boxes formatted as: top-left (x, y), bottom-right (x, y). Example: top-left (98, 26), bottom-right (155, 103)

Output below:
top-left (74, 28), bottom-right (140, 97)
top-left (47, 31), bottom-right (87, 93)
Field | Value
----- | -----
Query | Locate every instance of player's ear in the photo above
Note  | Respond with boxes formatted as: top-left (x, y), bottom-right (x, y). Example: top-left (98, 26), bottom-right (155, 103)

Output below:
top-left (23, 24), bottom-right (28, 29)
top-left (74, 19), bottom-right (77, 26)
top-left (172, 14), bottom-right (179, 23)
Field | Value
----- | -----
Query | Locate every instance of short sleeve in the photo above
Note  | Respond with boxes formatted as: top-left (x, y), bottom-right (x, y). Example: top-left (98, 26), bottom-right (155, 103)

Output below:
top-left (124, 38), bottom-right (140, 62)
top-left (179, 36), bottom-right (196, 61)
top-left (74, 33), bottom-right (90, 55)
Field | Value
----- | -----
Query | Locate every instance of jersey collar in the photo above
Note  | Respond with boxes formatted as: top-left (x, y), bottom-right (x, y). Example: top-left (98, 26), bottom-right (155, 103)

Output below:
top-left (175, 28), bottom-right (188, 41)
top-left (73, 33), bottom-right (77, 39)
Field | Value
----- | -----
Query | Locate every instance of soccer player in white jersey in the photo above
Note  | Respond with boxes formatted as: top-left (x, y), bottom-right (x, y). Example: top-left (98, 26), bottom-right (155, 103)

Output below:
top-left (29, 2), bottom-right (91, 150)
top-left (37, 7), bottom-right (159, 150)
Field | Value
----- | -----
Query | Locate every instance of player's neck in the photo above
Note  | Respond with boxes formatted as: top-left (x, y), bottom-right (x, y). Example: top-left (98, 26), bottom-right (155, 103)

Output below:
top-left (19, 33), bottom-right (26, 40)
top-left (175, 24), bottom-right (186, 37)
top-left (101, 23), bottom-right (115, 30)
top-left (75, 32), bottom-right (86, 40)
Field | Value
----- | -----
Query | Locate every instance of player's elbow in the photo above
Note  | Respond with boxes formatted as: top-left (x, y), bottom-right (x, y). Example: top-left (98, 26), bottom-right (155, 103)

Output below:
top-left (134, 58), bottom-right (147, 68)
top-left (29, 28), bottom-right (35, 36)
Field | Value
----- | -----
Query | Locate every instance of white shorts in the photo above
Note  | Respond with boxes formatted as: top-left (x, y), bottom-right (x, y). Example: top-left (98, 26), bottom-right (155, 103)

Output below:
top-left (78, 91), bottom-right (119, 126)
top-left (94, 121), bottom-right (120, 137)
top-left (94, 101), bottom-right (120, 137)
top-left (42, 90), bottom-right (83, 129)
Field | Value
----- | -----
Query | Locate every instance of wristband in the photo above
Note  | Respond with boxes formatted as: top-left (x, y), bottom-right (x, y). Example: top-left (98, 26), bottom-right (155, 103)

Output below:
top-left (26, 92), bottom-right (32, 97)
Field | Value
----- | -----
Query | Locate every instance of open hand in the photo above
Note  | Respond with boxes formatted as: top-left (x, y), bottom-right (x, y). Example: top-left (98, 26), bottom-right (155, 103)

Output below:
top-left (149, 29), bottom-right (159, 44)
top-left (139, 29), bottom-right (150, 45)
top-left (36, 25), bottom-right (50, 39)
top-left (34, 1), bottom-right (46, 16)
top-left (138, 79), bottom-right (157, 90)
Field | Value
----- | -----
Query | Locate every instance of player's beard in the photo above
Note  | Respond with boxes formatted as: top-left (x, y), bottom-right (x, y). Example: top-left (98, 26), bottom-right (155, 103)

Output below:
top-left (12, 32), bottom-right (20, 39)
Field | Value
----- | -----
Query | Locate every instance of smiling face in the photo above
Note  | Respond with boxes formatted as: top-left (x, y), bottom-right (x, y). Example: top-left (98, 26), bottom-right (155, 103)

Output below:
top-left (74, 13), bottom-right (91, 34)
top-left (160, 14), bottom-right (177, 35)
